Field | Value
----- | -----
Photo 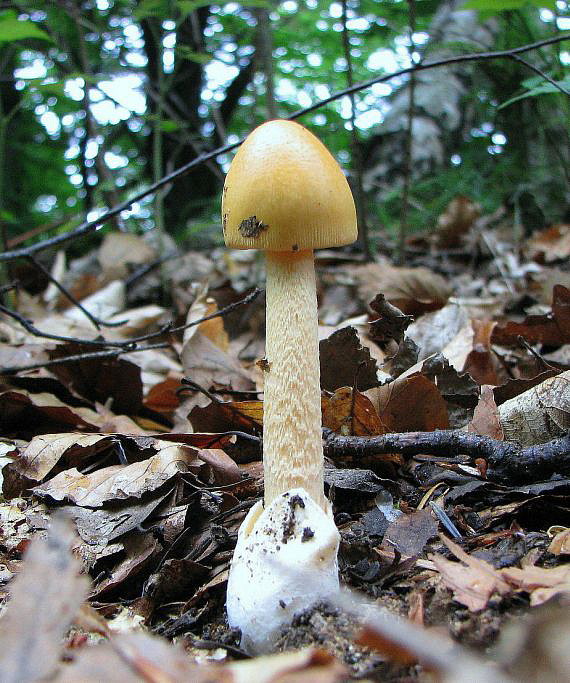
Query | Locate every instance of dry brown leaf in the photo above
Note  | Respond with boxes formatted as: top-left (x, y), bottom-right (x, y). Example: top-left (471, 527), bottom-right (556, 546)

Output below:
top-left (32, 441), bottom-right (204, 507)
top-left (189, 399), bottom-right (263, 433)
top-left (64, 280), bottom-right (126, 323)
top-left (3, 433), bottom-right (107, 498)
top-left (322, 387), bottom-right (386, 436)
top-left (492, 284), bottom-right (570, 346)
top-left (143, 377), bottom-right (182, 417)
top-left (0, 516), bottom-right (89, 682)
top-left (367, 374), bottom-right (449, 432)
top-left (350, 262), bottom-right (451, 316)
top-left (430, 536), bottom-right (511, 611)
top-left (548, 529), bottom-right (570, 556)
top-left (229, 648), bottom-right (346, 683)
top-left (463, 319), bottom-right (504, 386)
top-left (98, 232), bottom-right (156, 280)
top-left (319, 326), bottom-right (379, 392)
top-left (0, 388), bottom-right (102, 434)
top-left (499, 564), bottom-right (570, 606)
top-left (181, 330), bottom-right (254, 391)
top-left (468, 385), bottom-right (504, 439)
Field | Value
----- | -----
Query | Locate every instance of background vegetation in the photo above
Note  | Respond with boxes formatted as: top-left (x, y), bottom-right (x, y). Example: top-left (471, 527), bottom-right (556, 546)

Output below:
top-left (0, 0), bottom-right (568, 257)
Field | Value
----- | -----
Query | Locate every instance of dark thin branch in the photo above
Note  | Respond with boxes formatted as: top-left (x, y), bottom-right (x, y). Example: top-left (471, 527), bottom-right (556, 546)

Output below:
top-left (323, 429), bottom-right (570, 485)
top-left (509, 53), bottom-right (570, 95)
top-left (26, 255), bottom-right (124, 330)
top-left (0, 287), bottom-right (261, 356)
top-left (0, 33), bottom-right (567, 264)
top-left (0, 342), bottom-right (169, 374)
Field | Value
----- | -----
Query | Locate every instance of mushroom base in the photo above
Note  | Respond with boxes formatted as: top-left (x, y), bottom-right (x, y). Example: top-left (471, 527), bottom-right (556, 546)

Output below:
top-left (226, 488), bottom-right (340, 654)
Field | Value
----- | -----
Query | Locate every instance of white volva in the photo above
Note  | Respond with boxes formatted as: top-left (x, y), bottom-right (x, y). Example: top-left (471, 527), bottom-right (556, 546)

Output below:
top-left (226, 488), bottom-right (340, 654)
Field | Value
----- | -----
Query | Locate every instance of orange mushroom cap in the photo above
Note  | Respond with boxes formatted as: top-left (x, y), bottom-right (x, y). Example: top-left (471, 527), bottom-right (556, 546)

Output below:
top-left (222, 119), bottom-right (357, 252)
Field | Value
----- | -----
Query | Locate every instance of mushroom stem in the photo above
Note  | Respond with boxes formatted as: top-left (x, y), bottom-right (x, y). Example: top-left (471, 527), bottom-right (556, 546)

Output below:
top-left (264, 249), bottom-right (326, 510)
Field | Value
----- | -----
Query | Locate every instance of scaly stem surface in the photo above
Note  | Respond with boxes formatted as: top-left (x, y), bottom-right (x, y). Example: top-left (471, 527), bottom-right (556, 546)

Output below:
top-left (264, 249), bottom-right (325, 510)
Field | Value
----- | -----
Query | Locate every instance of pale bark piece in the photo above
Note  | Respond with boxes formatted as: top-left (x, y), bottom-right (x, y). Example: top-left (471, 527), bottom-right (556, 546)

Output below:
top-left (498, 370), bottom-right (570, 447)
top-left (0, 516), bottom-right (89, 683)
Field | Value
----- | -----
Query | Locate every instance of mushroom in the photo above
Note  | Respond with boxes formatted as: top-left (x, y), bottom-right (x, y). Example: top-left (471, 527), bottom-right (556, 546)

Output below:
top-left (222, 119), bottom-right (357, 653)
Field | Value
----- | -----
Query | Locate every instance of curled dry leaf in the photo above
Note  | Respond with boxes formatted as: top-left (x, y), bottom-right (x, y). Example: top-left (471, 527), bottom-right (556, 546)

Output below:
top-left (499, 564), bottom-right (570, 606)
top-left (468, 385), bottom-right (504, 440)
top-left (181, 330), bottom-right (255, 392)
top-left (368, 293), bottom-right (413, 346)
top-left (189, 399), bottom-right (263, 433)
top-left (525, 223), bottom-right (570, 264)
top-left (0, 389), bottom-right (101, 435)
top-left (498, 370), bottom-right (570, 447)
top-left (319, 326), bottom-right (379, 392)
top-left (492, 284), bottom-right (570, 346)
top-left (3, 433), bottom-right (107, 498)
top-left (47, 343), bottom-right (144, 415)
top-left (548, 529), bottom-right (570, 556)
top-left (98, 232), bottom-right (157, 280)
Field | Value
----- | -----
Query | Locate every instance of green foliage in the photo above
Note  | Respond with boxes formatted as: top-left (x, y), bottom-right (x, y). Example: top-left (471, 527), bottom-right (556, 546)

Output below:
top-left (499, 74), bottom-right (570, 108)
top-left (0, 10), bottom-right (52, 44)
top-left (0, 0), bottom-right (567, 254)
top-left (463, 0), bottom-right (557, 11)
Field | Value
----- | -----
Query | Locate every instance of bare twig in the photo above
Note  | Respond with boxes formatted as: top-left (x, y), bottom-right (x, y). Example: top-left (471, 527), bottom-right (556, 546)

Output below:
top-left (323, 428), bottom-right (570, 484)
top-left (0, 342), bottom-right (169, 374)
top-left (0, 33), bottom-right (567, 264)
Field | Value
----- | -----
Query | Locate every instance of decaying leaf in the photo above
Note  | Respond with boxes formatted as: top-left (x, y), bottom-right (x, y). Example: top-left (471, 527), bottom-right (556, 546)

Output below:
top-left (436, 196), bottom-right (481, 248)
top-left (350, 262), bottom-right (451, 316)
top-left (492, 284), bottom-right (570, 346)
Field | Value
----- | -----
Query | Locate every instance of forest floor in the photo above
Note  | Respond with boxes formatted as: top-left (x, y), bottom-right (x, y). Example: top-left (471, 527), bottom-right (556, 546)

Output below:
top-left (1, 198), bottom-right (570, 681)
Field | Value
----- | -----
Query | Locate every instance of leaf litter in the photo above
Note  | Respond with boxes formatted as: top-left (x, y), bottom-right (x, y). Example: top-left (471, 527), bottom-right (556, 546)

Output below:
top-left (1, 215), bottom-right (570, 680)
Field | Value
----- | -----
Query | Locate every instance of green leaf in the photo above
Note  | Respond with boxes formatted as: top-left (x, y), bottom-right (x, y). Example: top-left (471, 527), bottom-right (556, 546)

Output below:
top-left (498, 75), bottom-right (570, 109)
top-left (463, 0), bottom-right (556, 10)
top-left (160, 119), bottom-right (181, 132)
top-left (0, 11), bottom-right (53, 44)
top-left (175, 45), bottom-right (212, 64)
top-left (177, 0), bottom-right (270, 15)
top-left (134, 0), bottom-right (169, 19)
